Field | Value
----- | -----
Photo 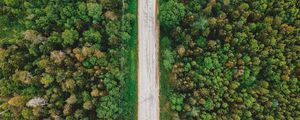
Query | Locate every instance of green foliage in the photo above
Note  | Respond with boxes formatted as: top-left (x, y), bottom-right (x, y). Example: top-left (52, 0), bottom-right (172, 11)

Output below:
top-left (82, 56), bottom-right (97, 68)
top-left (239, 3), bottom-right (250, 10)
top-left (64, 79), bottom-right (76, 91)
top-left (83, 100), bottom-right (93, 110)
top-left (160, 0), bottom-right (300, 119)
top-left (40, 74), bottom-right (54, 87)
top-left (83, 28), bottom-right (101, 43)
top-left (21, 108), bottom-right (34, 119)
top-left (62, 29), bottom-right (79, 45)
top-left (159, 0), bottom-right (185, 28)
top-left (66, 95), bottom-right (77, 105)
top-left (196, 36), bottom-right (206, 48)
top-left (169, 94), bottom-right (184, 112)
top-left (203, 57), bottom-right (213, 70)
top-left (192, 17), bottom-right (208, 31)
top-left (12, 71), bottom-right (33, 84)
top-left (4, 0), bottom-right (20, 6)
top-left (0, 0), bottom-right (136, 119)
top-left (96, 96), bottom-right (120, 119)
top-left (48, 32), bottom-right (62, 44)
top-left (203, 99), bottom-right (214, 110)
top-left (87, 3), bottom-right (103, 22)
top-left (161, 36), bottom-right (171, 49)
top-left (162, 49), bottom-right (175, 71)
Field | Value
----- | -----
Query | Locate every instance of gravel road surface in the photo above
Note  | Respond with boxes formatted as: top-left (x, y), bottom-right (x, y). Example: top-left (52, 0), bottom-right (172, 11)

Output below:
top-left (138, 0), bottom-right (159, 119)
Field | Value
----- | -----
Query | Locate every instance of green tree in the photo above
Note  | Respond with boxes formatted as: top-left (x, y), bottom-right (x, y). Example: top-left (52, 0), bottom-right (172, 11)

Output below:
top-left (196, 36), bottom-right (207, 48)
top-left (87, 3), bottom-right (102, 22)
top-left (162, 49), bottom-right (175, 71)
top-left (159, 0), bottom-right (185, 28)
top-left (83, 28), bottom-right (101, 43)
top-left (40, 74), bottom-right (54, 87)
top-left (83, 101), bottom-right (93, 110)
top-left (62, 29), bottom-right (79, 45)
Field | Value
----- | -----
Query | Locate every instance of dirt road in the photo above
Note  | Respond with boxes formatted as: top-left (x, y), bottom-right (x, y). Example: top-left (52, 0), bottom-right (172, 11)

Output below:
top-left (138, 0), bottom-right (159, 119)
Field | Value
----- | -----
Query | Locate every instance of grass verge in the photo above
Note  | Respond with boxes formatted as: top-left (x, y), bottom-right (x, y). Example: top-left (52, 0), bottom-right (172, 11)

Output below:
top-left (123, 0), bottom-right (138, 119)
top-left (160, 32), bottom-right (172, 120)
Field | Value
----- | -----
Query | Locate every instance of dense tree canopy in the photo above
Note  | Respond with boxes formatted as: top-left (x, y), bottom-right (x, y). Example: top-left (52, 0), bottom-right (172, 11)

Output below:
top-left (159, 0), bottom-right (186, 28)
top-left (160, 0), bottom-right (300, 119)
top-left (0, 0), bottom-right (136, 119)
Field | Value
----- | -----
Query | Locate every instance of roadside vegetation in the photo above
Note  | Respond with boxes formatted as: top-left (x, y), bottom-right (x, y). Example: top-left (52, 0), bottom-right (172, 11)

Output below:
top-left (0, 0), bottom-right (137, 119)
top-left (160, 0), bottom-right (299, 119)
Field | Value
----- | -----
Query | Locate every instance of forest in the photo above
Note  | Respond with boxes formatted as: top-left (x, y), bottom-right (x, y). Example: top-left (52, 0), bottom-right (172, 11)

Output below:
top-left (0, 0), bottom-right (137, 119)
top-left (160, 0), bottom-right (299, 119)
top-left (0, 0), bottom-right (299, 119)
